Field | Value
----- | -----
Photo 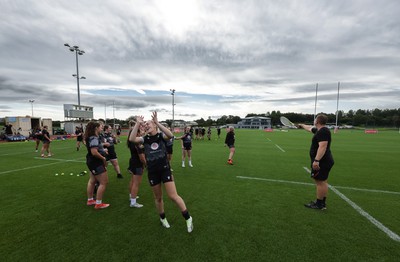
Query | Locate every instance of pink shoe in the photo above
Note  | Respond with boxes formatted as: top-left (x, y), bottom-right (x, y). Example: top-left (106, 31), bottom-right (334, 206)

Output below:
top-left (94, 203), bottom-right (110, 209)
top-left (87, 199), bottom-right (96, 206)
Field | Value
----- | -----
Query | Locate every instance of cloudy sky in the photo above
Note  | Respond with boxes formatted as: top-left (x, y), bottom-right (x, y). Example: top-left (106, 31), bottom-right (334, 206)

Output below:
top-left (1, 0), bottom-right (399, 122)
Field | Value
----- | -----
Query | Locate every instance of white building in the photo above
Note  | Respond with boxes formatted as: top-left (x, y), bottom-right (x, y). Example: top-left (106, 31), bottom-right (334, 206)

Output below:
top-left (236, 116), bottom-right (271, 129)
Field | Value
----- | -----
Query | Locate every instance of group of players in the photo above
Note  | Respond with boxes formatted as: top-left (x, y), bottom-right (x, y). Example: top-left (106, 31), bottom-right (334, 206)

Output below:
top-left (32, 126), bottom-right (53, 157)
top-left (81, 113), bottom-right (237, 233)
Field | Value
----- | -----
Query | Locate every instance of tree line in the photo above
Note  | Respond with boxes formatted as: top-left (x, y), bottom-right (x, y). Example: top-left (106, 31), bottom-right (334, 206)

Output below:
top-left (50, 108), bottom-right (400, 128)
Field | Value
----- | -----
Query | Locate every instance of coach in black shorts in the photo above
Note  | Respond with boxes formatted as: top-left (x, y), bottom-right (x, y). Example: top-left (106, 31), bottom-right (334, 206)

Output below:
top-left (299, 114), bottom-right (334, 210)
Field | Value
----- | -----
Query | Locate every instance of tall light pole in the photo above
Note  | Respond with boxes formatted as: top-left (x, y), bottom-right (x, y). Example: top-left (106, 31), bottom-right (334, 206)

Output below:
top-left (170, 89), bottom-right (176, 129)
top-left (64, 43), bottom-right (85, 106)
top-left (29, 100), bottom-right (35, 116)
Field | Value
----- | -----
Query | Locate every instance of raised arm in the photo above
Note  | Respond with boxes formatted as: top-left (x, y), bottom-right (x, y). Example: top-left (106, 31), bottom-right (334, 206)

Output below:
top-left (129, 116), bottom-right (144, 144)
top-left (152, 112), bottom-right (173, 139)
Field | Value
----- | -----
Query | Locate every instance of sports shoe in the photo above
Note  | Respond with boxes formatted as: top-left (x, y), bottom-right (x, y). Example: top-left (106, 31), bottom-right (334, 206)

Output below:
top-left (117, 174), bottom-right (124, 179)
top-left (170, 168), bottom-right (174, 172)
top-left (160, 218), bottom-right (170, 228)
top-left (186, 216), bottom-right (194, 233)
top-left (227, 159), bottom-right (233, 165)
top-left (189, 163), bottom-right (193, 167)
top-left (130, 202), bottom-right (143, 208)
top-left (87, 199), bottom-right (96, 206)
top-left (94, 203), bottom-right (110, 209)
top-left (304, 201), bottom-right (326, 210)
top-left (47, 154), bottom-right (52, 157)
top-left (182, 163), bottom-right (185, 168)
top-left (35, 150), bottom-right (38, 152)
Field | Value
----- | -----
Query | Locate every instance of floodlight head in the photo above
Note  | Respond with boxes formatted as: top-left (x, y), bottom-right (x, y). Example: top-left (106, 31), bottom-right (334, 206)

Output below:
top-left (80, 76), bottom-right (86, 79)
top-left (69, 48), bottom-right (75, 52)
top-left (78, 51), bottom-right (84, 55)
top-left (29, 99), bottom-right (35, 103)
top-left (64, 43), bottom-right (70, 47)
top-left (72, 74), bottom-right (77, 77)
top-left (73, 45), bottom-right (79, 49)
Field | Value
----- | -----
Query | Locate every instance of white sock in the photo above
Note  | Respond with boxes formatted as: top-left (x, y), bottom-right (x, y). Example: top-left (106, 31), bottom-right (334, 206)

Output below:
top-left (189, 160), bottom-right (192, 165)
top-left (130, 198), bottom-right (137, 205)
top-left (182, 161), bottom-right (185, 165)
top-left (96, 200), bottom-right (102, 205)
top-left (88, 198), bottom-right (93, 201)
top-left (129, 194), bottom-right (132, 198)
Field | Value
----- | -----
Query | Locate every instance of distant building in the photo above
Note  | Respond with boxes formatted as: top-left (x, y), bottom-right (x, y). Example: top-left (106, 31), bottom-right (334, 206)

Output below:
top-left (236, 116), bottom-right (271, 129)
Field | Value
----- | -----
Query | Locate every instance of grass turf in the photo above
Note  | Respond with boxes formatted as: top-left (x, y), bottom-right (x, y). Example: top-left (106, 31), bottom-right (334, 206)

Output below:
top-left (0, 129), bottom-right (400, 261)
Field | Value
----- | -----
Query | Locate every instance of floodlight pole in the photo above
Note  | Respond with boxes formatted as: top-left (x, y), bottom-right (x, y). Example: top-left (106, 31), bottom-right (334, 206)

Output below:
top-left (29, 99), bottom-right (35, 116)
top-left (170, 89), bottom-right (176, 129)
top-left (335, 81), bottom-right (340, 128)
top-left (313, 83), bottom-right (318, 121)
top-left (64, 43), bottom-right (85, 106)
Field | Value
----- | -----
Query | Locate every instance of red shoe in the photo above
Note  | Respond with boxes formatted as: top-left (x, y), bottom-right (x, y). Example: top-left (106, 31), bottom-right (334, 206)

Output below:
top-left (227, 159), bottom-right (233, 165)
top-left (94, 203), bottom-right (110, 209)
top-left (87, 199), bottom-right (96, 206)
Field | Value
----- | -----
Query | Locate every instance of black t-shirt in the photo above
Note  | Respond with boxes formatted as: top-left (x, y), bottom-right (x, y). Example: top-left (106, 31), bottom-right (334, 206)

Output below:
top-left (181, 132), bottom-right (192, 146)
top-left (310, 127), bottom-right (333, 162)
top-left (42, 129), bottom-right (50, 142)
top-left (143, 133), bottom-right (169, 172)
top-left (225, 131), bottom-right (235, 146)
top-left (128, 140), bottom-right (145, 168)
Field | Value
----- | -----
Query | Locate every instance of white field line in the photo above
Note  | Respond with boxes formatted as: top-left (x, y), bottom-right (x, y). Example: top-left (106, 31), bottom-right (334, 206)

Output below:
top-left (302, 167), bottom-right (400, 195)
top-left (237, 173), bottom-right (400, 242)
top-left (274, 144), bottom-right (285, 152)
top-left (267, 138), bottom-right (272, 142)
top-left (33, 157), bottom-right (85, 163)
top-left (0, 157), bottom-right (85, 175)
top-left (329, 185), bottom-right (400, 242)
top-left (0, 146), bottom-right (73, 157)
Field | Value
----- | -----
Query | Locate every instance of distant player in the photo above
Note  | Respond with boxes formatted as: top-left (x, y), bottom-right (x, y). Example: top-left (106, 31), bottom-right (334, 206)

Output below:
top-left (33, 126), bottom-right (42, 152)
top-left (207, 127), bottom-right (212, 140)
top-left (299, 114), bottom-right (335, 210)
top-left (75, 126), bottom-right (84, 151)
top-left (217, 126), bottom-right (221, 139)
top-left (176, 126), bottom-right (193, 168)
top-left (225, 126), bottom-right (235, 165)
top-left (40, 126), bottom-right (52, 157)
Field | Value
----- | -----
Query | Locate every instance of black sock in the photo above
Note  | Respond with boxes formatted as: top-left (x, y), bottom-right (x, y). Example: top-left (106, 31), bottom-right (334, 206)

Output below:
top-left (323, 197), bottom-right (326, 204)
top-left (160, 213), bottom-right (166, 219)
top-left (316, 199), bottom-right (324, 206)
top-left (182, 210), bottom-right (190, 220)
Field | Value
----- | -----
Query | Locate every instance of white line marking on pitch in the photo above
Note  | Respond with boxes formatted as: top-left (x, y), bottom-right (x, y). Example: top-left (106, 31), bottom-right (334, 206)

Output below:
top-left (329, 185), bottom-right (400, 242)
top-left (33, 157), bottom-right (85, 163)
top-left (0, 158), bottom-right (85, 175)
top-left (303, 167), bottom-right (400, 195)
top-left (237, 172), bottom-right (400, 242)
top-left (275, 144), bottom-right (285, 152)
top-left (267, 138), bottom-right (272, 142)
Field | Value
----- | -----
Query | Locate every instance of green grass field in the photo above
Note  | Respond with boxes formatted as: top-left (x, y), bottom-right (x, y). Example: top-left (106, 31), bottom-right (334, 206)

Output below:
top-left (1, 129), bottom-right (400, 261)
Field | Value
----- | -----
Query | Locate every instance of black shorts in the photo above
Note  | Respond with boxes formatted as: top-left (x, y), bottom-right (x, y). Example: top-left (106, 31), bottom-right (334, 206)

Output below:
top-left (311, 161), bottom-right (334, 181)
top-left (183, 144), bottom-right (192, 150)
top-left (166, 146), bottom-right (173, 154)
top-left (106, 148), bottom-right (117, 161)
top-left (43, 140), bottom-right (51, 144)
top-left (228, 144), bottom-right (235, 149)
top-left (87, 158), bottom-right (106, 176)
top-left (128, 167), bottom-right (144, 176)
top-left (147, 168), bottom-right (173, 186)
top-left (77, 137), bottom-right (83, 142)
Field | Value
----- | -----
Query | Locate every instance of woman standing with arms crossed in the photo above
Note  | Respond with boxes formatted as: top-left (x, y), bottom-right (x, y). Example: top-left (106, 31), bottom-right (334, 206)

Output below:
top-left (129, 112), bottom-right (193, 233)
top-left (85, 121), bottom-right (110, 209)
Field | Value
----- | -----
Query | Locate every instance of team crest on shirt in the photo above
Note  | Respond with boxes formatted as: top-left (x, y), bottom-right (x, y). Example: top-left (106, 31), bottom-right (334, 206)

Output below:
top-left (151, 142), bottom-right (159, 150)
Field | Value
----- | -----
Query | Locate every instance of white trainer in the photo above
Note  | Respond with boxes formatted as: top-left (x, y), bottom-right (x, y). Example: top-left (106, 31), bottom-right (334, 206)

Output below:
top-left (186, 216), bottom-right (193, 233)
top-left (130, 202), bottom-right (143, 208)
top-left (189, 163), bottom-right (193, 167)
top-left (182, 163), bottom-right (185, 168)
top-left (160, 218), bottom-right (170, 228)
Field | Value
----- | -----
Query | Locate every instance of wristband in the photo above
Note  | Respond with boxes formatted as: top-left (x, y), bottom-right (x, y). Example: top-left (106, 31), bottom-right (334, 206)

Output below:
top-left (314, 159), bottom-right (320, 162)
